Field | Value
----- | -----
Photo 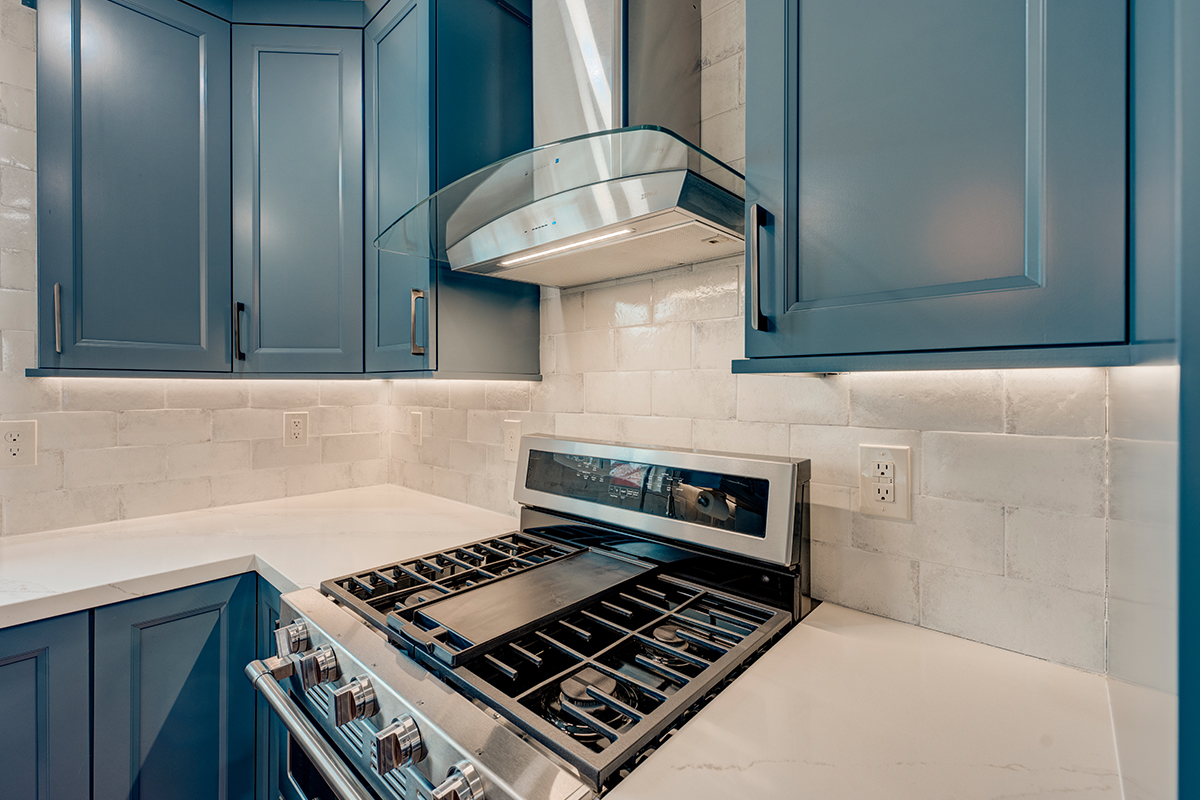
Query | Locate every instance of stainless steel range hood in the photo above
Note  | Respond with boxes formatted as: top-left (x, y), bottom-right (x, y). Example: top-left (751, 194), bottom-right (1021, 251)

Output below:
top-left (374, 0), bottom-right (746, 288)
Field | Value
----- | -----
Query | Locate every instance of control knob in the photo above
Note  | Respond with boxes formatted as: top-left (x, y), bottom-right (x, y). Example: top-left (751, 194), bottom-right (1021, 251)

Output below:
top-left (298, 644), bottom-right (340, 691)
top-left (330, 676), bottom-right (379, 727)
top-left (372, 714), bottom-right (426, 775)
top-left (273, 619), bottom-right (310, 657)
top-left (431, 761), bottom-right (484, 800)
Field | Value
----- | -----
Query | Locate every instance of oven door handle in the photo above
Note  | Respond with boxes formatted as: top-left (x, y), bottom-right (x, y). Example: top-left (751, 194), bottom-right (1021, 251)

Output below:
top-left (246, 659), bottom-right (377, 800)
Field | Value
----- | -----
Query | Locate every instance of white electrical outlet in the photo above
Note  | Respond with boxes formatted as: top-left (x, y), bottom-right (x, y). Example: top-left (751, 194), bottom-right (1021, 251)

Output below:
top-left (859, 444), bottom-right (911, 520)
top-left (410, 411), bottom-right (423, 446)
top-left (283, 412), bottom-right (308, 447)
top-left (0, 420), bottom-right (37, 467)
top-left (503, 419), bottom-right (521, 462)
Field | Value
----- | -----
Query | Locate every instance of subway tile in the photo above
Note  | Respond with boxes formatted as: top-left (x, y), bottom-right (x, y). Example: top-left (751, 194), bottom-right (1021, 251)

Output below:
top-left (467, 474), bottom-right (515, 517)
top-left (847, 370), bottom-right (1003, 432)
top-left (0, 83), bottom-right (35, 131)
top-left (852, 496), bottom-right (1005, 575)
top-left (21, 411), bottom-right (117, 450)
top-left (1109, 365), bottom-right (1179, 442)
top-left (403, 463), bottom-right (468, 503)
top-left (166, 441), bottom-right (251, 479)
top-left (320, 381), bottom-right (387, 406)
top-left (416, 381), bottom-right (450, 408)
top-left (430, 407), bottom-right (468, 440)
top-left (541, 292), bottom-right (584, 335)
top-left (212, 408), bottom-right (279, 442)
top-left (65, 445), bottom-right (166, 488)
top-left (1, 326), bottom-right (34, 371)
top-left (1108, 597), bottom-right (1178, 693)
top-left (0, 373), bottom-right (59, 414)
top-left (0, 286), bottom-right (34, 329)
top-left (483, 444), bottom-right (520, 481)
top-left (286, 462), bottom-right (353, 497)
top-left (809, 483), bottom-right (851, 546)
top-left (692, 419), bottom-right (788, 457)
top-left (119, 478), bottom-right (211, 519)
top-left (698, 106), bottom-right (744, 165)
top-left (737, 374), bottom-right (849, 425)
top-left (351, 458), bottom-right (388, 487)
top-left (466, 410), bottom-right (506, 445)
top-left (322, 432), bottom-right (382, 463)
top-left (389, 432), bottom-right (420, 463)
top-left (701, 50), bottom-right (741, 121)
top-left (250, 380), bottom-right (320, 409)
top-left (1003, 368), bottom-right (1106, 437)
top-left (210, 468), bottom-right (287, 507)
top-left (389, 380), bottom-right (417, 407)
top-left (0, 122), bottom-right (33, 171)
top-left (540, 335), bottom-right (556, 375)
top-left (449, 382), bottom-right (487, 410)
top-left (117, 409), bottom-right (210, 446)
top-left (486, 381), bottom-right (531, 411)
top-left (584, 281), bottom-right (652, 329)
top-left (922, 432), bottom-right (1105, 518)
top-left (615, 324), bottom-right (692, 371)
top-left (920, 564), bottom-right (1106, 672)
top-left (1005, 507), bottom-right (1106, 595)
top-left (789, 424), bottom-right (921, 487)
top-left (3, 487), bottom-right (120, 535)
top-left (652, 265), bottom-right (739, 323)
top-left (1108, 518), bottom-right (1177, 607)
top-left (63, 379), bottom-right (164, 411)
top-left (450, 440), bottom-right (488, 474)
top-left (554, 412), bottom-right (620, 442)
top-left (617, 415), bottom-right (692, 450)
top-left (531, 373), bottom-right (584, 413)
top-left (0, 448), bottom-right (62, 495)
top-left (510, 410), bottom-right (555, 437)
top-left (251, 437), bottom-right (320, 470)
top-left (0, 247), bottom-right (35, 290)
top-left (0, 40), bottom-right (34, 90)
top-left (700, 0), bottom-right (745, 67)
top-left (306, 405), bottom-right (352, 437)
top-left (1110, 437), bottom-right (1177, 526)
top-left (701, 0), bottom-right (738, 18)
top-left (1, 3), bottom-right (36, 52)
top-left (166, 380), bottom-right (249, 410)
top-left (555, 330), bottom-right (615, 373)
top-left (652, 370), bottom-right (736, 419)
top-left (0, 164), bottom-right (34, 209)
top-left (811, 541), bottom-right (919, 624)
top-left (585, 372), bottom-right (652, 416)
top-left (692, 317), bottom-right (742, 370)
top-left (351, 404), bottom-right (387, 432)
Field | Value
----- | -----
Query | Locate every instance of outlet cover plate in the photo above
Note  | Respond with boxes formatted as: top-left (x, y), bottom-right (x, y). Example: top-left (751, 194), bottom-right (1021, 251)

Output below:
top-left (410, 411), bottom-right (423, 446)
top-left (0, 420), bottom-right (37, 467)
top-left (283, 412), bottom-right (308, 447)
top-left (859, 444), bottom-right (911, 520)
top-left (503, 420), bottom-right (521, 462)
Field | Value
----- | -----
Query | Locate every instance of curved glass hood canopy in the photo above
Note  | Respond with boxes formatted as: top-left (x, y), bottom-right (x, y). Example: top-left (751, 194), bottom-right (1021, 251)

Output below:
top-left (374, 126), bottom-right (746, 288)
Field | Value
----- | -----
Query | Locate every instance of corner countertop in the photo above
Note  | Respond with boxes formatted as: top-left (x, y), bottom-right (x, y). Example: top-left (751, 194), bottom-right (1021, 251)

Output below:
top-left (0, 486), bottom-right (1121, 799)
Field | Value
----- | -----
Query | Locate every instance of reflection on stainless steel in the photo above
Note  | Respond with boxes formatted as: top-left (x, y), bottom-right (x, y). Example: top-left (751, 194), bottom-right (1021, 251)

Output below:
top-left (373, 714), bottom-right (426, 776)
top-left (299, 644), bottom-right (340, 691)
top-left (431, 761), bottom-right (486, 800)
top-left (274, 619), bottom-right (310, 656)
top-left (331, 676), bottom-right (379, 727)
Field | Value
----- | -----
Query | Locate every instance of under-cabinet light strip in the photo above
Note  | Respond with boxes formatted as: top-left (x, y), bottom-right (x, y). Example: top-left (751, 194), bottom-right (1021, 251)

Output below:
top-left (498, 229), bottom-right (636, 266)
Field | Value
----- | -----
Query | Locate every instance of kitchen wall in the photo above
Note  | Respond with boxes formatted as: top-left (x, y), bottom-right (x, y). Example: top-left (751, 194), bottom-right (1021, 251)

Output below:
top-left (390, 0), bottom-right (1121, 676)
top-left (0, 0), bottom-right (390, 536)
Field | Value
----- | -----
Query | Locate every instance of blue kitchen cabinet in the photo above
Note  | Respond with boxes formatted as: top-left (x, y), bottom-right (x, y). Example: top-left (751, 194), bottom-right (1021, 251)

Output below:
top-left (0, 613), bottom-right (91, 800)
top-left (93, 573), bottom-right (257, 800)
top-left (255, 577), bottom-right (286, 800)
top-left (365, 0), bottom-right (541, 376)
top-left (37, 0), bottom-right (233, 372)
top-left (739, 0), bottom-right (1138, 371)
top-left (233, 25), bottom-right (365, 374)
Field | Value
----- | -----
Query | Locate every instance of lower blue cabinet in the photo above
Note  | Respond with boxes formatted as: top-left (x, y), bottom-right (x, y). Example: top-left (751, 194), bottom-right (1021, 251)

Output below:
top-left (0, 612), bottom-right (91, 800)
top-left (256, 577), bottom-right (286, 800)
top-left (93, 573), bottom-right (258, 800)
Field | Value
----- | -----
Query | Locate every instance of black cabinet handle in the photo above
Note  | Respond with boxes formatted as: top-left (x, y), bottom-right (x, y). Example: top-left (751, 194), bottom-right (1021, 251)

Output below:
top-left (748, 203), bottom-right (768, 332)
top-left (410, 289), bottom-right (426, 356)
top-left (234, 301), bottom-right (246, 361)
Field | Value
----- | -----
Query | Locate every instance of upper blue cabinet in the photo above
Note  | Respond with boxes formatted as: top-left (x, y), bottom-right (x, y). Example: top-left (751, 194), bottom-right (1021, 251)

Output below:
top-left (232, 25), bottom-right (365, 373)
top-left (739, 0), bottom-right (1163, 372)
top-left (365, 0), bottom-right (540, 376)
top-left (38, 0), bottom-right (233, 372)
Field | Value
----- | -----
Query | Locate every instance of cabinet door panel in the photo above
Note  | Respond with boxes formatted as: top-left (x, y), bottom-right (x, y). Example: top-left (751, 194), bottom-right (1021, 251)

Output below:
top-left (255, 577), bottom-right (284, 800)
top-left (38, 0), bottom-right (231, 371)
top-left (745, 0), bottom-right (1127, 359)
top-left (94, 574), bottom-right (256, 800)
top-left (0, 613), bottom-right (90, 800)
top-left (366, 0), bottom-right (434, 372)
top-left (233, 26), bottom-right (364, 373)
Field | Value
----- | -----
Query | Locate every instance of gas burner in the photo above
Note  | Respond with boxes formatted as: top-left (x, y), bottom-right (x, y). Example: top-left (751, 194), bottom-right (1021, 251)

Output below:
top-left (540, 668), bottom-right (639, 745)
top-left (651, 624), bottom-right (688, 649)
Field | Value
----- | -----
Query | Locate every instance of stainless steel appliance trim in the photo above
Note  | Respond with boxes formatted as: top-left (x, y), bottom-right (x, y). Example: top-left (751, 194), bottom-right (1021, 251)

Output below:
top-left (410, 289), bottom-right (426, 356)
top-left (246, 659), bottom-right (377, 800)
top-left (53, 282), bottom-right (62, 353)
top-left (748, 203), bottom-right (768, 331)
top-left (513, 435), bottom-right (809, 567)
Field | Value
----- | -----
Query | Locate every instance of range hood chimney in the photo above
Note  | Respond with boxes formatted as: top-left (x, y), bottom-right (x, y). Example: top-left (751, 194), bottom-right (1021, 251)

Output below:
top-left (374, 0), bottom-right (746, 288)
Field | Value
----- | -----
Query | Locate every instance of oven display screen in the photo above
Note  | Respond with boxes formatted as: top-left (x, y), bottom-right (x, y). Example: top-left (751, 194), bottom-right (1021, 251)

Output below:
top-left (524, 450), bottom-right (770, 537)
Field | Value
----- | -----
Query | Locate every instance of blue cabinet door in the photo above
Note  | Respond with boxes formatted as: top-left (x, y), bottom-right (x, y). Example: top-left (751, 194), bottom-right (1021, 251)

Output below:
top-left (365, 0), bottom-right (434, 372)
top-left (37, 0), bottom-right (233, 372)
top-left (744, 0), bottom-right (1127, 362)
top-left (233, 25), bottom-right (365, 374)
top-left (255, 577), bottom-right (285, 800)
top-left (93, 573), bottom-right (257, 800)
top-left (0, 613), bottom-right (90, 800)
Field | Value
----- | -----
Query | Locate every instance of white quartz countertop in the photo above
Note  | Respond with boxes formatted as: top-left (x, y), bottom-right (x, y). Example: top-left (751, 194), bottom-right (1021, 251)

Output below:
top-left (0, 486), bottom-right (1121, 799)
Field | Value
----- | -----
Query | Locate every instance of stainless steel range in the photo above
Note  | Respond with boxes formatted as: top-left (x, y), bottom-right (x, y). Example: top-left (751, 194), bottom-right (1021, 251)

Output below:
top-left (247, 435), bottom-right (812, 800)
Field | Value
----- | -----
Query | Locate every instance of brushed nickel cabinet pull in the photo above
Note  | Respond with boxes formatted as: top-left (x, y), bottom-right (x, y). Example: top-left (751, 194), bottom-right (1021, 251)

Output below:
top-left (410, 288), bottom-right (426, 356)
top-left (53, 282), bottom-right (62, 353)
